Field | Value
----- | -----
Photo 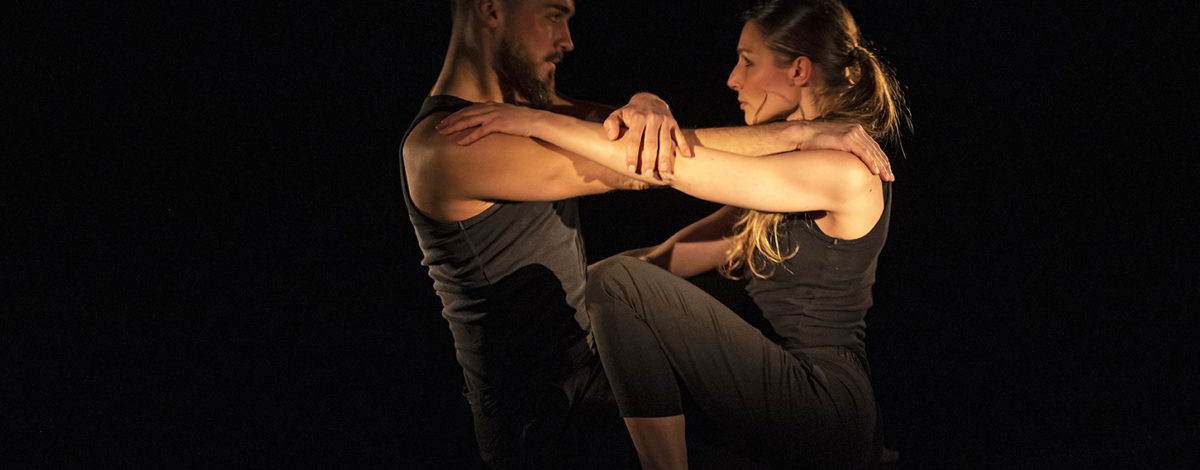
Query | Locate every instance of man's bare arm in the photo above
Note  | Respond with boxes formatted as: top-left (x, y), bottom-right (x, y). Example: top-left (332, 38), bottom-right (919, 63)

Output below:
top-left (403, 113), bottom-right (654, 222)
top-left (437, 103), bottom-right (676, 185)
top-left (684, 122), bottom-right (800, 156)
top-left (436, 103), bottom-right (879, 219)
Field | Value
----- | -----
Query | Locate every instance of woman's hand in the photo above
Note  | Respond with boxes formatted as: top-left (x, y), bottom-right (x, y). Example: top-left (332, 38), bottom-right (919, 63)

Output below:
top-left (603, 92), bottom-right (694, 177)
top-left (436, 102), bottom-right (549, 145)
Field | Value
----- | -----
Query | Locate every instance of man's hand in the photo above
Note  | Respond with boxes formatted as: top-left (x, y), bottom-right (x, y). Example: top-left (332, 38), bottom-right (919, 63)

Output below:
top-left (602, 92), bottom-right (694, 178)
top-left (792, 121), bottom-right (894, 181)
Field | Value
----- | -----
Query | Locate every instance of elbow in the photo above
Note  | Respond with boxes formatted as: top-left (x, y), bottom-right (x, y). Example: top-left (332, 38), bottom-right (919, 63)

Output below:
top-left (607, 175), bottom-right (652, 192)
top-left (626, 172), bottom-right (672, 191)
top-left (625, 178), bottom-right (652, 191)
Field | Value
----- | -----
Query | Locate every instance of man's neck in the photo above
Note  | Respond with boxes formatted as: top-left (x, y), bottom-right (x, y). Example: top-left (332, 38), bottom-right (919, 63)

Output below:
top-left (429, 43), bottom-right (508, 103)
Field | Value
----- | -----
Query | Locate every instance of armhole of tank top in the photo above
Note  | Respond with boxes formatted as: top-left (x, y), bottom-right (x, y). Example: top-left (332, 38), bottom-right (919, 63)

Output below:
top-left (400, 153), bottom-right (506, 230)
top-left (399, 95), bottom-right (510, 231)
top-left (798, 182), bottom-right (891, 245)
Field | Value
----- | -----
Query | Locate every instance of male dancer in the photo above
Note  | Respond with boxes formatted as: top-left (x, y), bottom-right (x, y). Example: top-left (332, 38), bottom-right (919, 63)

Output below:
top-left (400, 0), bottom-right (891, 467)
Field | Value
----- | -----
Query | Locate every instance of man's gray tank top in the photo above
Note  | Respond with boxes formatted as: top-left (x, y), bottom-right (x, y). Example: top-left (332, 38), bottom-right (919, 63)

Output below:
top-left (400, 95), bottom-right (592, 388)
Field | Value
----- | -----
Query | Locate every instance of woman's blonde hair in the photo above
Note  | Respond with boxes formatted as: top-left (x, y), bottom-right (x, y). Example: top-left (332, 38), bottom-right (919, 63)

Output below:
top-left (720, 0), bottom-right (909, 279)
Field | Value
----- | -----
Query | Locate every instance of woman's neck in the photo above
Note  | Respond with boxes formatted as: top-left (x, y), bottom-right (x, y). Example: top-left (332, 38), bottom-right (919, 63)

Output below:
top-left (785, 89), bottom-right (823, 122)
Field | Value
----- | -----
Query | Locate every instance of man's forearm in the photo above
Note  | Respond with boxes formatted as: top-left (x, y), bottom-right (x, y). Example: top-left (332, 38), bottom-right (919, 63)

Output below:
top-left (684, 121), bottom-right (801, 156)
top-left (688, 121), bottom-right (894, 180)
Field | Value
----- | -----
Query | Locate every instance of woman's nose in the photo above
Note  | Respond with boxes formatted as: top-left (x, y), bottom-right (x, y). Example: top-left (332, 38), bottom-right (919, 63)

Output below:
top-left (726, 69), bottom-right (740, 90)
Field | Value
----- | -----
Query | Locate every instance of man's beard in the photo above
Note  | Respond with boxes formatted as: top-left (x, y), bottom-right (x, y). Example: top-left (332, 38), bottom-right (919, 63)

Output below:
top-left (496, 34), bottom-right (556, 110)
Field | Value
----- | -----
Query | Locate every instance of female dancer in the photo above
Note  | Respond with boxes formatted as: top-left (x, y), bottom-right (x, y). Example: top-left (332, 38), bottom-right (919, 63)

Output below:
top-left (438, 1), bottom-right (906, 467)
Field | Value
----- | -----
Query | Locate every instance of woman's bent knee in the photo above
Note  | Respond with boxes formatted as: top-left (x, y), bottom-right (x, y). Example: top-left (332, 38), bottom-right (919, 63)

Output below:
top-left (586, 255), bottom-right (644, 297)
top-left (586, 256), bottom-right (654, 326)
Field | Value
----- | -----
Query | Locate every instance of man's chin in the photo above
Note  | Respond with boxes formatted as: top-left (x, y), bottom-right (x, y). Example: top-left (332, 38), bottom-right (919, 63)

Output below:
top-left (526, 85), bottom-right (554, 110)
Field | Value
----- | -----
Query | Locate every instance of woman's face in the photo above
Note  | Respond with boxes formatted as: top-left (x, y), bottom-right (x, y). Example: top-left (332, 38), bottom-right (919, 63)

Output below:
top-left (726, 22), bottom-right (800, 125)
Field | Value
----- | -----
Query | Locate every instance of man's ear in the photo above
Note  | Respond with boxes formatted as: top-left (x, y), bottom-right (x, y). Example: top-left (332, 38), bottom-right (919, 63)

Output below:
top-left (790, 56), bottom-right (814, 87)
top-left (476, 0), bottom-right (502, 28)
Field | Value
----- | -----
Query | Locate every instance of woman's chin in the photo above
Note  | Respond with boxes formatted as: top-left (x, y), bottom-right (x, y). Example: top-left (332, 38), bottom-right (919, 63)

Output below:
top-left (744, 108), bottom-right (794, 125)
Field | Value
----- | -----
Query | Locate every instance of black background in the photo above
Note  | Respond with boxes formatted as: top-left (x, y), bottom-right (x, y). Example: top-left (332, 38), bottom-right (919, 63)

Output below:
top-left (7, 1), bottom-right (1200, 468)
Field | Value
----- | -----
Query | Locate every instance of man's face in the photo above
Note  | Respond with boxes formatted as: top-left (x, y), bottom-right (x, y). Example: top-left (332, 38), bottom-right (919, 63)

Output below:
top-left (495, 0), bottom-right (575, 109)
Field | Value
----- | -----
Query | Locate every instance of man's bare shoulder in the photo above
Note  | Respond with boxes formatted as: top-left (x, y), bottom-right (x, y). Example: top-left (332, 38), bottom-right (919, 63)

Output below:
top-left (403, 111), bottom-right (538, 171)
top-left (402, 111), bottom-right (453, 162)
top-left (402, 111), bottom-right (509, 175)
top-left (401, 112), bottom-right (498, 222)
top-left (401, 101), bottom-right (638, 208)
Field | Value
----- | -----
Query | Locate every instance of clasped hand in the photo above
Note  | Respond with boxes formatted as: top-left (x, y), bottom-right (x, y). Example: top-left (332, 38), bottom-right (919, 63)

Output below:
top-left (602, 92), bottom-right (694, 179)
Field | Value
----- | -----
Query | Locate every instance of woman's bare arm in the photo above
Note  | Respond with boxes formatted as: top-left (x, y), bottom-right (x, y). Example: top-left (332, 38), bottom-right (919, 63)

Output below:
top-left (609, 206), bottom-right (741, 279)
top-left (437, 103), bottom-right (876, 215)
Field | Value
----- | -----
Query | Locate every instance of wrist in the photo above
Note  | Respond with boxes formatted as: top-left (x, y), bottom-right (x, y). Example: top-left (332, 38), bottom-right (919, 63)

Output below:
top-left (531, 110), bottom-right (565, 137)
top-left (630, 92), bottom-right (667, 109)
top-left (787, 121), bottom-right (812, 150)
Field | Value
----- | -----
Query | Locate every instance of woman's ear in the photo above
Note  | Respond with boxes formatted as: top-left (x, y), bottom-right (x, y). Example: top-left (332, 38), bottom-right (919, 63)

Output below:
top-left (789, 56), bottom-right (813, 87)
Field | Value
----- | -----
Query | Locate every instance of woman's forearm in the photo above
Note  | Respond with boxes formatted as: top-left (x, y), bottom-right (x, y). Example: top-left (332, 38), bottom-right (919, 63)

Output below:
top-left (528, 111), bottom-right (785, 209)
top-left (530, 112), bottom-right (650, 178)
top-left (525, 110), bottom-right (859, 216)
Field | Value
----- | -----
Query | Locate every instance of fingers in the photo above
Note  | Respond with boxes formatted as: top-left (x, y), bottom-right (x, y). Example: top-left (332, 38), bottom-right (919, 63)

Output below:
top-left (658, 120), bottom-right (675, 177)
top-left (457, 126), bottom-right (492, 146)
top-left (876, 145), bottom-right (894, 181)
top-left (451, 113), bottom-right (495, 145)
top-left (641, 115), bottom-right (661, 176)
top-left (843, 125), bottom-right (874, 175)
top-left (671, 124), bottom-right (693, 158)
top-left (434, 104), bottom-right (507, 146)
top-left (841, 124), bottom-right (894, 182)
top-left (603, 111), bottom-right (622, 140)
top-left (856, 129), bottom-right (892, 181)
top-left (442, 115), bottom-right (495, 145)
top-left (875, 141), bottom-right (894, 181)
top-left (437, 116), bottom-right (481, 138)
top-left (436, 104), bottom-right (495, 136)
top-left (856, 130), bottom-right (893, 181)
top-left (625, 116), bottom-right (645, 173)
